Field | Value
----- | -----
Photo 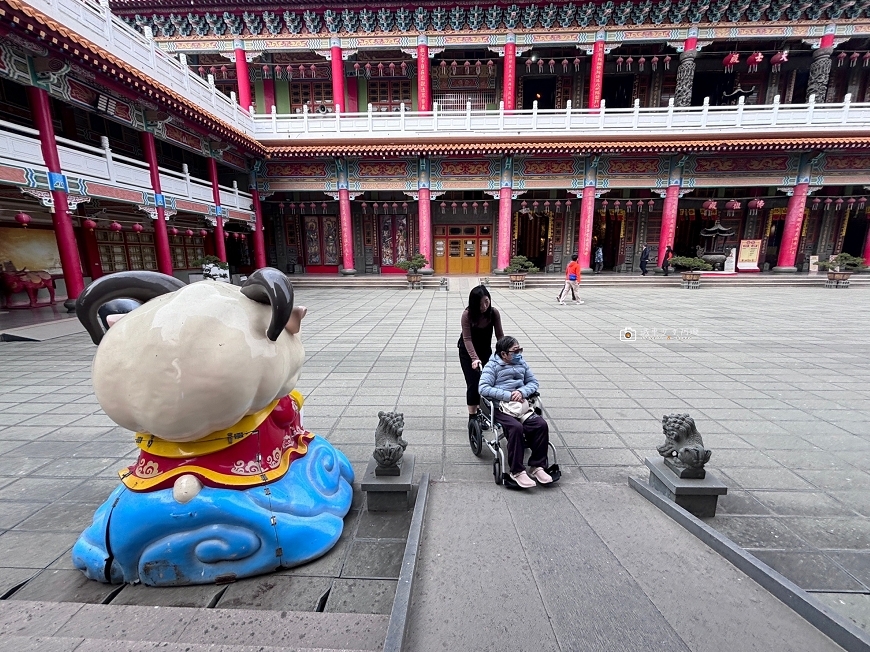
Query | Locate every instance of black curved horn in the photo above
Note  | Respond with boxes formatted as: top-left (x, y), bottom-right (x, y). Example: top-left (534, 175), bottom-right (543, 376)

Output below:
top-left (76, 271), bottom-right (186, 345)
top-left (240, 268), bottom-right (294, 342)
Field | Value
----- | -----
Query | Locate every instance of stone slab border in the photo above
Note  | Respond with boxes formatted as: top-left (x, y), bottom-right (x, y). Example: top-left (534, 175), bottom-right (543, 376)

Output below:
top-left (382, 472), bottom-right (429, 652)
top-left (629, 476), bottom-right (870, 652)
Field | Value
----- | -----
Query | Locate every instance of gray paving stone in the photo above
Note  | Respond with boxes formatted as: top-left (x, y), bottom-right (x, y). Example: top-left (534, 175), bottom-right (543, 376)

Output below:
top-left (341, 540), bottom-right (404, 579)
top-left (0, 600), bottom-right (83, 637)
top-left (0, 567), bottom-right (40, 597)
top-left (355, 509), bottom-right (412, 540)
top-left (705, 515), bottom-right (808, 549)
top-left (111, 583), bottom-right (225, 607)
top-left (324, 578), bottom-right (397, 615)
top-left (0, 635), bottom-right (84, 651)
top-left (216, 575), bottom-right (332, 611)
top-left (0, 530), bottom-right (78, 568)
top-left (54, 603), bottom-right (193, 641)
top-left (814, 593), bottom-right (870, 632)
top-left (10, 569), bottom-right (117, 603)
top-left (752, 550), bottom-right (867, 591)
top-left (15, 501), bottom-right (101, 532)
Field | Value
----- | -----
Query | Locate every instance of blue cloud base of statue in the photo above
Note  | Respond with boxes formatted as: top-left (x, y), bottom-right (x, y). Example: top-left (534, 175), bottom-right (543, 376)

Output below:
top-left (72, 436), bottom-right (354, 586)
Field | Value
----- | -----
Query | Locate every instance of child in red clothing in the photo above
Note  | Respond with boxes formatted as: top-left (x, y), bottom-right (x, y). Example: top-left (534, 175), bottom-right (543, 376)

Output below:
top-left (558, 254), bottom-right (583, 305)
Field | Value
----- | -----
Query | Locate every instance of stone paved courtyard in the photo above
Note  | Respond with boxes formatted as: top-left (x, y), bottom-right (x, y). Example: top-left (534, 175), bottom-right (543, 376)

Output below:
top-left (1, 281), bottom-right (869, 630)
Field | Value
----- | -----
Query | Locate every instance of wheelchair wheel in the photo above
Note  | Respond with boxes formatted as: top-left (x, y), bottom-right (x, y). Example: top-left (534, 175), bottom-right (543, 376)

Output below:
top-left (492, 456), bottom-right (502, 485)
top-left (468, 417), bottom-right (483, 456)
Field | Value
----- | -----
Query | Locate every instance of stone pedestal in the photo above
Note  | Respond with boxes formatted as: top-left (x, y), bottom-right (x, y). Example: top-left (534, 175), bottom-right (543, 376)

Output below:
top-left (645, 456), bottom-right (726, 518)
top-left (362, 453), bottom-right (415, 512)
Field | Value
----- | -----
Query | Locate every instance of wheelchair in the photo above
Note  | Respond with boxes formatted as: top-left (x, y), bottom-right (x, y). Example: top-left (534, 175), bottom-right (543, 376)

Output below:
top-left (467, 392), bottom-right (561, 488)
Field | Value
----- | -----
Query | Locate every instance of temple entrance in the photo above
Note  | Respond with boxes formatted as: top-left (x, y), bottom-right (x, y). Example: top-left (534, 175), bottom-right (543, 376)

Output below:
top-left (523, 77), bottom-right (557, 110)
top-left (841, 213), bottom-right (869, 257)
top-left (377, 214), bottom-right (410, 273)
top-left (673, 216), bottom-right (706, 257)
top-left (514, 213), bottom-right (547, 270)
top-left (435, 224), bottom-right (492, 274)
top-left (692, 72), bottom-right (736, 106)
top-left (591, 215), bottom-right (621, 271)
top-left (602, 75), bottom-right (634, 109)
top-left (763, 217), bottom-right (785, 268)
top-left (302, 214), bottom-right (341, 273)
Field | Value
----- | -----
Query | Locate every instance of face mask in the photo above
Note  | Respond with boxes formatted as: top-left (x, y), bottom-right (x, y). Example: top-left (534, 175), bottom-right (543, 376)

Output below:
top-left (511, 353), bottom-right (523, 364)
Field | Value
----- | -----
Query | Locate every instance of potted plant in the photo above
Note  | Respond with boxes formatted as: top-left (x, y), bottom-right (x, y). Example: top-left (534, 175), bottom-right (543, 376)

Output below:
top-left (504, 255), bottom-right (540, 284)
top-left (193, 255), bottom-right (230, 283)
top-left (817, 253), bottom-right (866, 287)
top-left (396, 253), bottom-right (429, 288)
top-left (670, 256), bottom-right (713, 287)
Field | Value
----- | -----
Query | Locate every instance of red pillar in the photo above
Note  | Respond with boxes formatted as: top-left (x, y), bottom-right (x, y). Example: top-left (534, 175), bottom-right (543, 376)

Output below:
top-left (234, 41), bottom-right (252, 112)
top-left (330, 39), bottom-right (345, 112)
top-left (497, 188), bottom-right (513, 269)
top-left (140, 132), bottom-right (173, 275)
top-left (208, 158), bottom-right (227, 261)
top-left (658, 185), bottom-right (680, 269)
top-left (417, 37), bottom-right (431, 112)
top-left (503, 35), bottom-right (517, 111)
top-left (27, 86), bottom-right (84, 307)
top-left (250, 187), bottom-right (267, 270)
top-left (418, 188), bottom-right (432, 267)
top-left (774, 183), bottom-right (810, 271)
top-left (578, 186), bottom-right (595, 269)
top-left (263, 78), bottom-right (276, 114)
top-left (862, 212), bottom-right (870, 265)
top-left (588, 32), bottom-right (606, 109)
top-left (338, 188), bottom-right (355, 273)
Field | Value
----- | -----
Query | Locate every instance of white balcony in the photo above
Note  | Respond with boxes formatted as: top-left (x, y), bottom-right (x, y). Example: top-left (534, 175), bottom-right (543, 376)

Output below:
top-left (24, 0), bottom-right (253, 132)
top-left (251, 96), bottom-right (870, 143)
top-left (0, 120), bottom-right (253, 217)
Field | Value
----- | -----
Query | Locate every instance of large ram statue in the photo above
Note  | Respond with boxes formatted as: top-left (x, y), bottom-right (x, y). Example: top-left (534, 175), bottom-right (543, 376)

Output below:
top-left (72, 268), bottom-right (354, 586)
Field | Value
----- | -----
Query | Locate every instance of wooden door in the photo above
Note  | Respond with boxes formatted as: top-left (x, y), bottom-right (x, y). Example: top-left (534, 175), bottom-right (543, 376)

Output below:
top-left (433, 226), bottom-right (447, 274)
top-left (447, 238), bottom-right (463, 273)
top-left (303, 214), bottom-right (341, 273)
top-left (378, 214), bottom-right (409, 273)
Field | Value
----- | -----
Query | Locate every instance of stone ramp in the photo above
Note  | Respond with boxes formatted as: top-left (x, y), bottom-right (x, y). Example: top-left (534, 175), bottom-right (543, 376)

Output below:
top-left (407, 480), bottom-right (845, 652)
top-left (0, 317), bottom-right (84, 341)
top-left (0, 601), bottom-right (388, 651)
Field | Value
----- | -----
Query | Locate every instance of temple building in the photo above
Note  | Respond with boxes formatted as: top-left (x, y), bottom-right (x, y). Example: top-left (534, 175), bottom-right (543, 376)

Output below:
top-left (0, 0), bottom-right (869, 307)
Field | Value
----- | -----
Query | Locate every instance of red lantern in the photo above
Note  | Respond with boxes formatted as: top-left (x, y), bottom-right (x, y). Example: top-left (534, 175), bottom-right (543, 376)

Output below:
top-left (224, 231), bottom-right (230, 238)
top-left (186, 229), bottom-right (194, 237)
top-left (110, 221), bottom-right (123, 232)
top-left (233, 232), bottom-right (240, 240)
top-left (168, 226), bottom-right (178, 236)
top-left (200, 229), bottom-right (208, 237)
top-left (748, 199), bottom-right (764, 215)
top-left (812, 197), bottom-right (822, 210)
top-left (626, 200), bottom-right (633, 212)
top-left (725, 200), bottom-right (741, 216)
top-left (702, 200), bottom-right (717, 216)
top-left (647, 199), bottom-right (655, 211)
top-left (858, 197), bottom-right (867, 210)
top-left (835, 198), bottom-right (844, 211)
top-left (14, 212), bottom-right (31, 227)
top-left (240, 233), bottom-right (247, 240)
top-left (132, 223), bottom-right (144, 233)
top-left (82, 218), bottom-right (97, 231)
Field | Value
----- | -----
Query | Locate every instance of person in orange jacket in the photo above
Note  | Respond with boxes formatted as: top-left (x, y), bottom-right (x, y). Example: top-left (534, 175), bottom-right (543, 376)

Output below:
top-left (558, 254), bottom-right (584, 305)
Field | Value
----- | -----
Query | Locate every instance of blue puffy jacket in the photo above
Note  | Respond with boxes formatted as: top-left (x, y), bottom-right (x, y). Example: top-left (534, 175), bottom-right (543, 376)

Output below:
top-left (478, 355), bottom-right (539, 403)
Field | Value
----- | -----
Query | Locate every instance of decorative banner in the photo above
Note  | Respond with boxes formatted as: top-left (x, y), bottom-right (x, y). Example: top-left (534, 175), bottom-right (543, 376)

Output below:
top-left (808, 255), bottom-right (820, 273)
top-left (737, 239), bottom-right (762, 271)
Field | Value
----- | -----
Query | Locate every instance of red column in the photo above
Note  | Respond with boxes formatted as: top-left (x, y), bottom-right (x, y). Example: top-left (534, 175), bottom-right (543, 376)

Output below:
top-left (497, 188), bottom-right (513, 269)
top-left (417, 36), bottom-right (431, 112)
top-left (338, 188), bottom-right (355, 273)
top-left (233, 40), bottom-right (252, 112)
top-left (774, 183), bottom-right (810, 271)
top-left (503, 35), bottom-right (517, 111)
top-left (208, 158), bottom-right (227, 261)
top-left (263, 78), bottom-right (276, 113)
top-left (578, 186), bottom-right (595, 269)
top-left (250, 187), bottom-right (267, 270)
top-left (140, 132), bottom-right (173, 275)
top-left (658, 185), bottom-right (680, 269)
top-left (588, 32), bottom-right (606, 110)
top-left (27, 86), bottom-right (84, 307)
top-left (862, 212), bottom-right (870, 265)
top-left (418, 188), bottom-right (432, 267)
top-left (330, 39), bottom-right (345, 112)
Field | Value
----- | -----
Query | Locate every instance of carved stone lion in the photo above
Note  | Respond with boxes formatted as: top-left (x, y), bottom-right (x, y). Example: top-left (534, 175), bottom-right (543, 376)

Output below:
top-left (657, 413), bottom-right (711, 479)
top-left (373, 410), bottom-right (408, 475)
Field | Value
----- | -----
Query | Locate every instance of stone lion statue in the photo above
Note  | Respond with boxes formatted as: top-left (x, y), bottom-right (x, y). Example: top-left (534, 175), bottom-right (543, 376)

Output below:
top-left (373, 410), bottom-right (407, 473)
top-left (657, 413), bottom-right (711, 479)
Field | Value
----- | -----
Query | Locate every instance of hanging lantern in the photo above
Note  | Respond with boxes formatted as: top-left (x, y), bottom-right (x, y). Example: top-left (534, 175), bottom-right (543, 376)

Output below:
top-left (824, 198), bottom-right (833, 210)
top-left (287, 202), bottom-right (294, 214)
top-left (321, 202), bottom-right (327, 214)
top-left (110, 221), bottom-right (123, 232)
top-left (224, 231), bottom-right (230, 238)
top-left (601, 199), bottom-right (609, 214)
top-left (373, 202), bottom-right (380, 214)
top-left (648, 199), bottom-right (655, 211)
top-left (240, 233), bottom-right (247, 240)
top-left (450, 60), bottom-right (458, 76)
top-left (616, 56), bottom-right (624, 72)
top-left (626, 56), bottom-right (633, 71)
top-left (186, 229), bottom-right (194, 237)
top-left (472, 202), bottom-right (479, 214)
top-left (14, 212), bottom-right (32, 227)
top-left (723, 53), bottom-right (739, 73)
top-left (863, 53), bottom-right (870, 67)
top-left (748, 199), bottom-right (764, 215)
top-left (440, 201), bottom-right (447, 214)
top-left (747, 52), bottom-right (763, 73)
top-left (565, 199), bottom-right (572, 213)
top-left (702, 200), bottom-right (717, 216)
top-left (835, 197), bottom-right (844, 211)
top-left (464, 61), bottom-right (471, 75)
top-left (451, 202), bottom-right (457, 214)
top-left (537, 59), bottom-right (545, 73)
top-left (544, 200), bottom-right (551, 213)
top-left (858, 197), bottom-right (867, 210)
top-left (837, 52), bottom-right (847, 67)
top-left (850, 52), bottom-right (860, 67)
top-left (638, 56), bottom-right (646, 72)
top-left (402, 202), bottom-right (408, 213)
top-left (487, 60), bottom-right (495, 74)
top-left (220, 65), bottom-right (228, 79)
top-left (389, 62), bottom-right (396, 76)
top-left (483, 201), bottom-right (489, 213)
top-left (200, 229), bottom-right (208, 237)
top-left (812, 197), bottom-right (821, 210)
top-left (651, 56), bottom-right (659, 72)
top-left (462, 201), bottom-right (468, 214)
top-left (82, 218), bottom-right (97, 231)
top-left (132, 223), bottom-right (144, 233)
top-left (613, 200), bottom-right (620, 212)
top-left (168, 226), bottom-right (178, 236)
top-left (532, 201), bottom-right (539, 212)
top-left (309, 202), bottom-right (316, 213)
top-left (770, 51), bottom-right (788, 72)
top-left (664, 55), bottom-right (671, 70)
top-left (262, 65), bottom-right (271, 80)
top-left (626, 200), bottom-right (633, 213)
top-left (573, 57), bottom-right (581, 72)
top-left (361, 202), bottom-right (368, 214)
top-left (562, 59), bottom-right (569, 73)
top-left (725, 199), bottom-right (741, 216)
top-left (521, 200), bottom-right (528, 212)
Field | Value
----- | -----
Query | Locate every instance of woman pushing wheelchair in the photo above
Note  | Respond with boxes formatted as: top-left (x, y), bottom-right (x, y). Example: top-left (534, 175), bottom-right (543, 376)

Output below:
top-left (479, 336), bottom-right (555, 489)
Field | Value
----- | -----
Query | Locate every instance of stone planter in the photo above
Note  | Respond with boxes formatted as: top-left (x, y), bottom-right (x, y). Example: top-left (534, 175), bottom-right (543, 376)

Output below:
top-left (202, 264), bottom-right (230, 283)
top-left (508, 273), bottom-right (527, 289)
top-left (406, 273), bottom-right (422, 289)
top-left (680, 271), bottom-right (701, 289)
top-left (825, 270), bottom-right (852, 289)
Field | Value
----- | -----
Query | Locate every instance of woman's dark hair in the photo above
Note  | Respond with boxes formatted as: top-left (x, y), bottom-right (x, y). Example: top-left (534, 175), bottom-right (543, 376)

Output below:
top-left (466, 285), bottom-right (492, 324)
top-left (571, 254), bottom-right (579, 261)
top-left (496, 335), bottom-right (518, 356)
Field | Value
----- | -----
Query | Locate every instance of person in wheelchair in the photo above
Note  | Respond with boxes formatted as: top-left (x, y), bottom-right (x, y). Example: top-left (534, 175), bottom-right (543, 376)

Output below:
top-left (478, 336), bottom-right (553, 489)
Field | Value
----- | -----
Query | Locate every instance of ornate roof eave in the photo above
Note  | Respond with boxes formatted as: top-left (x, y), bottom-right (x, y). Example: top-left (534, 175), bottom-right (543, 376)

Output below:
top-left (0, 0), bottom-right (265, 157)
top-left (263, 135), bottom-right (870, 158)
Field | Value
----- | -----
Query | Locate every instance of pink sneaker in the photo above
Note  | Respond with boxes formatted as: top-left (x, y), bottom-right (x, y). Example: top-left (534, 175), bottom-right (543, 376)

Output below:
top-left (528, 466), bottom-right (553, 484)
top-left (510, 470), bottom-right (536, 488)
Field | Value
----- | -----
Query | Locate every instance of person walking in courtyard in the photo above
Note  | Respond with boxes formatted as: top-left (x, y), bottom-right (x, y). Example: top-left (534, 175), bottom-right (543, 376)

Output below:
top-left (640, 243), bottom-right (650, 276)
top-left (662, 245), bottom-right (674, 276)
top-left (558, 254), bottom-right (583, 305)
top-left (594, 246), bottom-right (604, 274)
top-left (479, 336), bottom-right (552, 488)
top-left (458, 285), bottom-right (504, 424)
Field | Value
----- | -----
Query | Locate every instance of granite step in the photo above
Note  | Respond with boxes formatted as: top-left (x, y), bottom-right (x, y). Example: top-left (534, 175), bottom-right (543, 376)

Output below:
top-left (0, 601), bottom-right (388, 651)
top-left (0, 636), bottom-right (377, 652)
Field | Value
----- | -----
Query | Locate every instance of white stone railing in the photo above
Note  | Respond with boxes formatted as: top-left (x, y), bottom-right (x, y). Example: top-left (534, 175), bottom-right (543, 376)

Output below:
top-left (0, 120), bottom-right (252, 214)
top-left (24, 0), bottom-right (253, 132)
top-left (252, 95), bottom-right (870, 141)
